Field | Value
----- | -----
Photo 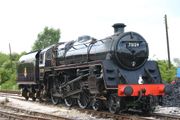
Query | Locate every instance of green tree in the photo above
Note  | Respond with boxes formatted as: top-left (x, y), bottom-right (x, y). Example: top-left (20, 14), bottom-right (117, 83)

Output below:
top-left (32, 27), bottom-right (60, 51)
top-left (0, 52), bottom-right (9, 67)
top-left (11, 53), bottom-right (21, 61)
top-left (0, 52), bottom-right (23, 89)
top-left (157, 60), bottom-right (176, 83)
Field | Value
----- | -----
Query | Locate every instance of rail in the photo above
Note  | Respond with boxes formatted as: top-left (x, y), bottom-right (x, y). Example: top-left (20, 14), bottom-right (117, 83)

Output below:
top-left (1, 90), bottom-right (180, 120)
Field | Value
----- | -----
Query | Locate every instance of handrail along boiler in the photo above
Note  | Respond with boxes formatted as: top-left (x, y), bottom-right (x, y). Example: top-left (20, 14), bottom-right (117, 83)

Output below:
top-left (17, 23), bottom-right (171, 113)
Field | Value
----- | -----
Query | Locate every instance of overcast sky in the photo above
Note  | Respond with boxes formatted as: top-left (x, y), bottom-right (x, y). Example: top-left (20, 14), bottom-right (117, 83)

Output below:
top-left (0, 0), bottom-right (179, 60)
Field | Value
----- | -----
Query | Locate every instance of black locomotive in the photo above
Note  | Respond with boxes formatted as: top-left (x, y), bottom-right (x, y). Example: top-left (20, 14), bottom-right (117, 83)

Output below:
top-left (17, 23), bottom-right (170, 113)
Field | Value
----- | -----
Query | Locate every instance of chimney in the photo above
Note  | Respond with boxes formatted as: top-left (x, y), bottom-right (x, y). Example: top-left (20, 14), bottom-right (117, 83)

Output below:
top-left (112, 23), bottom-right (126, 33)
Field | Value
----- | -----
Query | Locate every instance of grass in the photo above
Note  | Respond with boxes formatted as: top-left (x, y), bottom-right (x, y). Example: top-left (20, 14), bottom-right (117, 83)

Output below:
top-left (0, 79), bottom-right (18, 90)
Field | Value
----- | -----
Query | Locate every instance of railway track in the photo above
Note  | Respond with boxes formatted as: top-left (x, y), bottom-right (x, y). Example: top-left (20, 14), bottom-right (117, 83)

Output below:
top-left (76, 107), bottom-right (180, 120)
top-left (0, 90), bottom-right (71, 120)
top-left (151, 113), bottom-right (180, 120)
top-left (0, 105), bottom-right (71, 120)
top-left (1, 90), bottom-right (180, 120)
top-left (0, 90), bottom-right (20, 94)
top-left (0, 110), bottom-right (51, 120)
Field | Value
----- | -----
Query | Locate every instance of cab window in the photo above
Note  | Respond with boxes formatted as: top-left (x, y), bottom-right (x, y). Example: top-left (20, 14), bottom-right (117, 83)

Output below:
top-left (39, 53), bottom-right (44, 64)
top-left (46, 50), bottom-right (51, 60)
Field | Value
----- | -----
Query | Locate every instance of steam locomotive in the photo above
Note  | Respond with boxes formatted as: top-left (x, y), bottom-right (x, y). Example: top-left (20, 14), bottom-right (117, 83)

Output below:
top-left (17, 23), bottom-right (171, 113)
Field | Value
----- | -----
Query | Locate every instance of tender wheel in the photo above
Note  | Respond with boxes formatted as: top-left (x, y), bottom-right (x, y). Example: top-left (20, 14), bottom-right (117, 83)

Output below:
top-left (108, 94), bottom-right (120, 114)
top-left (31, 92), bottom-right (36, 101)
top-left (21, 88), bottom-right (29, 101)
top-left (25, 92), bottom-right (29, 101)
top-left (38, 88), bottom-right (47, 102)
top-left (51, 89), bottom-right (59, 105)
top-left (36, 91), bottom-right (41, 101)
top-left (64, 97), bottom-right (74, 107)
top-left (32, 97), bottom-right (36, 101)
top-left (25, 96), bottom-right (29, 101)
top-left (92, 100), bottom-right (103, 111)
top-left (77, 92), bottom-right (90, 109)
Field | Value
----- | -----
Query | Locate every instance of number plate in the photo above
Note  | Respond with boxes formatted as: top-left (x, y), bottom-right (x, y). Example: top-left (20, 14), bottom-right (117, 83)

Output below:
top-left (127, 42), bottom-right (140, 48)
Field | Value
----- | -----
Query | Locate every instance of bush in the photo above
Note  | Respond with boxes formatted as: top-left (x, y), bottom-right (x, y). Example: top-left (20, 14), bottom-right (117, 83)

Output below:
top-left (0, 79), bottom-right (18, 90)
top-left (157, 60), bottom-right (176, 83)
top-left (0, 52), bottom-right (21, 90)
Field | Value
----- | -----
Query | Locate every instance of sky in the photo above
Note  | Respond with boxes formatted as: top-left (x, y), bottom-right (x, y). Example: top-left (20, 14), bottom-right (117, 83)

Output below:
top-left (0, 0), bottom-right (179, 60)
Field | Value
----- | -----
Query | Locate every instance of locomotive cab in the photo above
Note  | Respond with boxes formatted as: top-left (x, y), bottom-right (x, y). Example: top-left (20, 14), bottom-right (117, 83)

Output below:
top-left (39, 44), bottom-right (56, 68)
top-left (38, 44), bottom-right (56, 81)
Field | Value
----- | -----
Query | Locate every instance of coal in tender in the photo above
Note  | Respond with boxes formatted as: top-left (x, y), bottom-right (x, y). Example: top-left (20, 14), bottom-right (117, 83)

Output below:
top-left (162, 80), bottom-right (180, 107)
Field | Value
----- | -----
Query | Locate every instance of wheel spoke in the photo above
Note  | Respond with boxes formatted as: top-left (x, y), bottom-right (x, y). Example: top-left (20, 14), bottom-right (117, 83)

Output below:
top-left (51, 89), bottom-right (59, 105)
top-left (92, 100), bottom-right (102, 111)
top-left (78, 92), bottom-right (90, 109)
top-left (108, 94), bottom-right (120, 114)
top-left (65, 97), bottom-right (73, 107)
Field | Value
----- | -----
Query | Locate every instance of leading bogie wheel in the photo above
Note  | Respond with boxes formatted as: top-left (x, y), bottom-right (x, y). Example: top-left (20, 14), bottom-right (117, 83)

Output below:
top-left (92, 99), bottom-right (103, 111)
top-left (108, 94), bottom-right (120, 114)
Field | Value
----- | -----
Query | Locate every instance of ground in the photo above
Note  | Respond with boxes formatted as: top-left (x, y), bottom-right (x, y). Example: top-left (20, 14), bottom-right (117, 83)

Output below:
top-left (0, 96), bottom-right (111, 120)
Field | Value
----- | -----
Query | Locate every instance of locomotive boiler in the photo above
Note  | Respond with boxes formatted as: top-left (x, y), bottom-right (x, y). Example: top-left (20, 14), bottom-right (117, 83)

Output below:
top-left (17, 23), bottom-right (171, 113)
